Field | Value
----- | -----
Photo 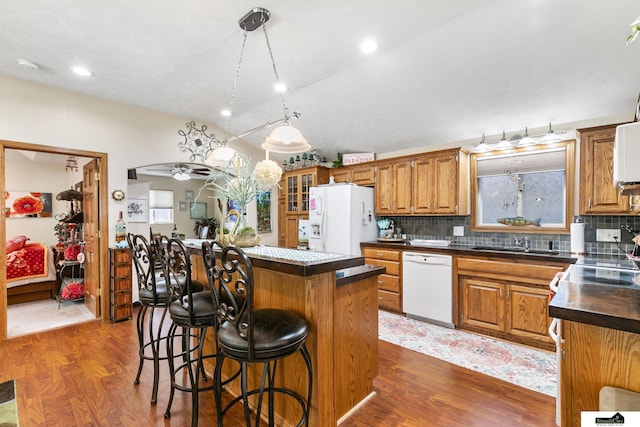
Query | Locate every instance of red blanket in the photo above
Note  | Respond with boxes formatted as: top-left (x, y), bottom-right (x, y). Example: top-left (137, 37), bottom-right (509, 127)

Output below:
top-left (7, 243), bottom-right (49, 282)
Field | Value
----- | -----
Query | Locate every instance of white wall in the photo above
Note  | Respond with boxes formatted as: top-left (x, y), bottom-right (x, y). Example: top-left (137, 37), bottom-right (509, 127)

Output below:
top-left (0, 74), bottom-right (278, 246)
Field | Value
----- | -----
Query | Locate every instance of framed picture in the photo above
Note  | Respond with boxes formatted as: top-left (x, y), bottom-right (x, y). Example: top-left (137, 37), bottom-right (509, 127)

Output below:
top-left (5, 191), bottom-right (53, 218)
top-left (185, 190), bottom-right (194, 200)
top-left (178, 201), bottom-right (188, 211)
top-left (189, 201), bottom-right (207, 219)
top-left (257, 191), bottom-right (271, 232)
top-left (127, 198), bottom-right (147, 222)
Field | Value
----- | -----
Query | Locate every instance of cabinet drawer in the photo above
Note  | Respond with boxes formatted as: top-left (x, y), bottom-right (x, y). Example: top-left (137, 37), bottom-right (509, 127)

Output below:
top-left (457, 257), bottom-right (565, 284)
top-left (111, 305), bottom-right (132, 321)
top-left (362, 248), bottom-right (400, 261)
top-left (365, 258), bottom-right (399, 276)
top-left (112, 278), bottom-right (131, 292)
top-left (112, 264), bottom-right (131, 279)
top-left (378, 290), bottom-right (401, 311)
top-left (112, 292), bottom-right (131, 306)
top-left (377, 274), bottom-right (400, 292)
top-left (111, 249), bottom-right (130, 264)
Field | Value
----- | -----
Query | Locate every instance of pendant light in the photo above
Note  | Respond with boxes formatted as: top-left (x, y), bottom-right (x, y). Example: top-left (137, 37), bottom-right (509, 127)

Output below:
top-left (177, 7), bottom-right (310, 167)
top-left (474, 134), bottom-right (491, 152)
top-left (496, 130), bottom-right (512, 149)
top-left (541, 122), bottom-right (562, 144)
top-left (518, 127), bottom-right (536, 146)
top-left (257, 8), bottom-right (311, 153)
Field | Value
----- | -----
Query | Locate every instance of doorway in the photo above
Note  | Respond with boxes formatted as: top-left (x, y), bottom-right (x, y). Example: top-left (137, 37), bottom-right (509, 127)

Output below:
top-left (0, 140), bottom-right (109, 341)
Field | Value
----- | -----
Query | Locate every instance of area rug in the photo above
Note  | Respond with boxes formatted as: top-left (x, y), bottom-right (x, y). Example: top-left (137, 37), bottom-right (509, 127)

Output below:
top-left (7, 299), bottom-right (94, 337)
top-left (0, 380), bottom-right (19, 426)
top-left (378, 310), bottom-right (557, 397)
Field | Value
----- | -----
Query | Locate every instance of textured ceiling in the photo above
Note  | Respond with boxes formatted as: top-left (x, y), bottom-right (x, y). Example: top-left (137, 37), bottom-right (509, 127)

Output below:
top-left (1, 0), bottom-right (639, 162)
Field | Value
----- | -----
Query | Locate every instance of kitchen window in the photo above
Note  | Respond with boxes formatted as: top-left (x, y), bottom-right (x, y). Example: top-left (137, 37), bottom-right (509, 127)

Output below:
top-left (471, 140), bottom-right (575, 233)
top-left (149, 189), bottom-right (174, 224)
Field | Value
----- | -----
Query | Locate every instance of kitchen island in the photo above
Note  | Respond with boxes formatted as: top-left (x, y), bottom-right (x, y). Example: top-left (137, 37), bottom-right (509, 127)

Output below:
top-left (185, 242), bottom-right (384, 426)
top-left (549, 259), bottom-right (640, 427)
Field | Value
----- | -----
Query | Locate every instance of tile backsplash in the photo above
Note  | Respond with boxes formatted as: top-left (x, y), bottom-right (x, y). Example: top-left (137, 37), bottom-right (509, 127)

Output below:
top-left (386, 215), bottom-right (640, 256)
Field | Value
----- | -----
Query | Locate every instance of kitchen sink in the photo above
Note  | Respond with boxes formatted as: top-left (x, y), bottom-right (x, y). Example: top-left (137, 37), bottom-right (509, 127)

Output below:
top-left (471, 246), bottom-right (559, 255)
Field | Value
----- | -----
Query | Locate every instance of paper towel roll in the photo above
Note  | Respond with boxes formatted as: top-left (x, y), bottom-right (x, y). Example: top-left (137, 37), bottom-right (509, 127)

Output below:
top-left (571, 222), bottom-right (586, 255)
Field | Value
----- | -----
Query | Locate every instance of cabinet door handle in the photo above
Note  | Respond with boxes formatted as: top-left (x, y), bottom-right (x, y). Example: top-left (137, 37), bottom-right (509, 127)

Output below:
top-left (499, 288), bottom-right (503, 298)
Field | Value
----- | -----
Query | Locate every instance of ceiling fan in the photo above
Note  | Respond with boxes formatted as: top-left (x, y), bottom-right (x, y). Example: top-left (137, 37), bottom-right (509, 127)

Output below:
top-left (144, 163), bottom-right (212, 180)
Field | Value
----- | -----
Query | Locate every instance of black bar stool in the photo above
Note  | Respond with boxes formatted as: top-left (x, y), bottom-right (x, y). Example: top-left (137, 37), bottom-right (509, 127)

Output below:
top-left (126, 233), bottom-right (170, 404)
top-left (202, 241), bottom-right (312, 427)
top-left (160, 237), bottom-right (216, 427)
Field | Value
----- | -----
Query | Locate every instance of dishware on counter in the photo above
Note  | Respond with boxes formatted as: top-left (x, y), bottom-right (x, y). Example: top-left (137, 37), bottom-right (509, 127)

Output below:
top-left (409, 239), bottom-right (451, 247)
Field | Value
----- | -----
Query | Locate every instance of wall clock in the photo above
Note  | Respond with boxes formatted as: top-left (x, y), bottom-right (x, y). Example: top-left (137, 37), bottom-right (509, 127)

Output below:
top-left (111, 190), bottom-right (125, 201)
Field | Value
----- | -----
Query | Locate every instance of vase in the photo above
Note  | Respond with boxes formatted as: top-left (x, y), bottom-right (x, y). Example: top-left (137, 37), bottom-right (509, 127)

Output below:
top-left (228, 207), bottom-right (260, 247)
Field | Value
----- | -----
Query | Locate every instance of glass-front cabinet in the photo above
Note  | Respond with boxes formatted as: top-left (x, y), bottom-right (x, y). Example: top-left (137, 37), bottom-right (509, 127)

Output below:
top-left (279, 166), bottom-right (330, 247)
top-left (285, 168), bottom-right (328, 215)
top-left (287, 174), bottom-right (299, 213)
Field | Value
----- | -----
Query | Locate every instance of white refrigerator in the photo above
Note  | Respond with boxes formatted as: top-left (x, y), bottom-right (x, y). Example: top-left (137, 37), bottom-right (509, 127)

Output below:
top-left (308, 183), bottom-right (377, 256)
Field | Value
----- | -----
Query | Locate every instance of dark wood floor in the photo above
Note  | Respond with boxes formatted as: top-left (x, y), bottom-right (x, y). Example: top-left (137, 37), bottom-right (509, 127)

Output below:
top-left (0, 308), bottom-right (556, 426)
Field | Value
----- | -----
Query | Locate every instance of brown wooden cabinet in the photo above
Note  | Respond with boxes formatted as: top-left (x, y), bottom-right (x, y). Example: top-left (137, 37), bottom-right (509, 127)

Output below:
top-left (560, 320), bottom-right (640, 427)
top-left (329, 168), bottom-right (351, 184)
top-left (362, 246), bottom-right (402, 312)
top-left (278, 166), bottom-right (330, 248)
top-left (578, 123), bottom-right (636, 214)
top-left (109, 248), bottom-right (132, 322)
top-left (456, 256), bottom-right (566, 350)
top-left (374, 148), bottom-right (468, 216)
top-left (330, 163), bottom-right (376, 186)
top-left (374, 159), bottom-right (412, 215)
top-left (413, 149), bottom-right (468, 215)
top-left (350, 163), bottom-right (375, 186)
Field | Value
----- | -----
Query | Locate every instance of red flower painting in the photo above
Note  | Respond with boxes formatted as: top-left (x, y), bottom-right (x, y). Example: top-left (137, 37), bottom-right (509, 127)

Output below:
top-left (13, 196), bottom-right (44, 215)
top-left (5, 191), bottom-right (52, 218)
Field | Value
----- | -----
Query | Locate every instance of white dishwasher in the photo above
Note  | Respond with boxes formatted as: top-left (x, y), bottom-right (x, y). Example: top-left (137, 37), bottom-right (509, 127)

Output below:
top-left (402, 252), bottom-right (453, 328)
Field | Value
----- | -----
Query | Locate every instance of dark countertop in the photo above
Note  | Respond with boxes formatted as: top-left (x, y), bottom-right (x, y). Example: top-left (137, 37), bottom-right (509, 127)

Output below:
top-left (361, 241), bottom-right (576, 264)
top-left (362, 240), bottom-right (640, 333)
top-left (336, 264), bottom-right (386, 287)
top-left (549, 262), bottom-right (640, 334)
top-left (184, 240), bottom-right (365, 276)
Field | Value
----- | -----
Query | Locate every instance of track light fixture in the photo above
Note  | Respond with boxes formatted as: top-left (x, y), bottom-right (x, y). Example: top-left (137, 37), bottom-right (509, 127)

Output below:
top-left (473, 123), bottom-right (565, 153)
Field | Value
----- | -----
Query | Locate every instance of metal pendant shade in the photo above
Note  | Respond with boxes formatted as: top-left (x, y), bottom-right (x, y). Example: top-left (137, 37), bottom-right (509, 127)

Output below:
top-left (56, 188), bottom-right (83, 201)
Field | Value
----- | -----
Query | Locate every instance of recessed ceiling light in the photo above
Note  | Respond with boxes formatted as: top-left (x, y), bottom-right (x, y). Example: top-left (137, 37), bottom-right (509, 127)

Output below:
top-left (220, 109), bottom-right (232, 117)
top-left (17, 58), bottom-right (39, 70)
top-left (71, 65), bottom-right (94, 77)
top-left (360, 38), bottom-right (379, 54)
top-left (274, 82), bottom-right (287, 93)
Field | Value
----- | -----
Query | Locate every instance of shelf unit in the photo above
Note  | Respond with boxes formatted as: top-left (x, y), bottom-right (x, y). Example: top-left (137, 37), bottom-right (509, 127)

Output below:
top-left (109, 248), bottom-right (132, 322)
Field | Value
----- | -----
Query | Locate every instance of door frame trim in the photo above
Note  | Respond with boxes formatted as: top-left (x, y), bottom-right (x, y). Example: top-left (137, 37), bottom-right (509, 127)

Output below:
top-left (0, 139), bottom-right (109, 342)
